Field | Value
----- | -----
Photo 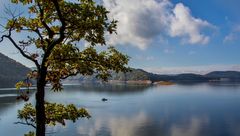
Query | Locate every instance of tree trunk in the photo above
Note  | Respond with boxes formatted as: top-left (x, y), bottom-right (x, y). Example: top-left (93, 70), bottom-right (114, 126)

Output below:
top-left (36, 67), bottom-right (47, 136)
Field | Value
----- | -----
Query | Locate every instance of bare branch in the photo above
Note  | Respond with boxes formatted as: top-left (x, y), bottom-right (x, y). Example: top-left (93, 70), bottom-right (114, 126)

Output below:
top-left (34, 28), bottom-right (44, 42)
top-left (0, 14), bottom-right (41, 70)
top-left (0, 23), bottom-right (6, 29)
top-left (20, 28), bottom-right (46, 44)
top-left (0, 35), bottom-right (8, 42)
top-left (7, 36), bottom-right (40, 70)
top-left (14, 121), bottom-right (36, 129)
top-left (3, 5), bottom-right (24, 20)
top-left (0, 7), bottom-right (42, 70)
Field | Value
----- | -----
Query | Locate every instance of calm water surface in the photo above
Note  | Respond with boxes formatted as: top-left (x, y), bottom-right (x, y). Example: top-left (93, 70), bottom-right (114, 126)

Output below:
top-left (1, 83), bottom-right (240, 136)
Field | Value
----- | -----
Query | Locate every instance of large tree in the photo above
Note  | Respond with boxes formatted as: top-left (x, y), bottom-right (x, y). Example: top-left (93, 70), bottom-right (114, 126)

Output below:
top-left (0, 0), bottom-right (129, 136)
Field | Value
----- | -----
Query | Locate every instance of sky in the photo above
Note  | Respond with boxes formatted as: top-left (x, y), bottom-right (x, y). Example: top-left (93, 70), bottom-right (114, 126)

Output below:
top-left (0, 0), bottom-right (240, 74)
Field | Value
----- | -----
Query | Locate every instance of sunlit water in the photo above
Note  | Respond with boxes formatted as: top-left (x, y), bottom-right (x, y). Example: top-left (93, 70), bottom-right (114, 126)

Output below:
top-left (1, 83), bottom-right (240, 136)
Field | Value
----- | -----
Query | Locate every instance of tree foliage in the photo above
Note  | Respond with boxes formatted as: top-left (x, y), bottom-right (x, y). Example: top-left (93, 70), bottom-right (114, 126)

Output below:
top-left (17, 103), bottom-right (91, 127)
top-left (0, 0), bottom-right (129, 136)
top-left (2, 0), bottom-right (129, 91)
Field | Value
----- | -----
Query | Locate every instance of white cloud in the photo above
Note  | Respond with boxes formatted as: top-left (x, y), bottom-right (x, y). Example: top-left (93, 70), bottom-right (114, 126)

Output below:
top-left (224, 25), bottom-right (240, 43)
top-left (224, 33), bottom-right (236, 43)
top-left (103, 0), bottom-right (170, 50)
top-left (169, 3), bottom-right (212, 45)
top-left (103, 0), bottom-right (214, 49)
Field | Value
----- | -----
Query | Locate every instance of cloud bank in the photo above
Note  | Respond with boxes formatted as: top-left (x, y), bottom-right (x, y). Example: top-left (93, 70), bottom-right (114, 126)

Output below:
top-left (145, 64), bottom-right (240, 75)
top-left (103, 0), bottom-right (214, 49)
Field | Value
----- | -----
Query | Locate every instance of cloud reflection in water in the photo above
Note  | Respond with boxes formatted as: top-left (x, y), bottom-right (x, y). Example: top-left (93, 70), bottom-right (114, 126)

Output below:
top-left (77, 112), bottom-right (149, 136)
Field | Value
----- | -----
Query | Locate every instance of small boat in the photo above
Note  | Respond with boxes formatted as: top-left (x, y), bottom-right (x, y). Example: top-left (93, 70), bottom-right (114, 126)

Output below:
top-left (102, 98), bottom-right (108, 102)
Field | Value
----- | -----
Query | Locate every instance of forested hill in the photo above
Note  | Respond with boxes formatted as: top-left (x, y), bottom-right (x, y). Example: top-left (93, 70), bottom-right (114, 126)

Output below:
top-left (65, 68), bottom-right (240, 83)
top-left (110, 69), bottom-right (210, 82)
top-left (0, 53), bottom-right (31, 88)
top-left (64, 68), bottom-right (211, 83)
top-left (111, 69), bottom-right (240, 82)
top-left (205, 71), bottom-right (240, 80)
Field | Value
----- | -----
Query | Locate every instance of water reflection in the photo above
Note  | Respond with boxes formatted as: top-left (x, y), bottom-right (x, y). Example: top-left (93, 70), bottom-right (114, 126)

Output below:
top-left (0, 88), bottom-right (35, 114)
top-left (170, 117), bottom-right (208, 136)
top-left (62, 84), bottom-right (152, 95)
top-left (77, 112), bottom-right (149, 136)
top-left (74, 115), bottom-right (240, 136)
top-left (1, 83), bottom-right (240, 136)
top-left (229, 124), bottom-right (240, 136)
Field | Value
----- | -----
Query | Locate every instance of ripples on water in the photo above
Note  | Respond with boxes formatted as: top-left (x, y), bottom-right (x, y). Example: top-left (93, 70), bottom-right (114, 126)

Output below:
top-left (1, 83), bottom-right (240, 136)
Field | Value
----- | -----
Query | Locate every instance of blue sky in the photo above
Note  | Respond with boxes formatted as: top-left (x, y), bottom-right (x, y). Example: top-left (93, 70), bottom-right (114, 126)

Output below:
top-left (0, 0), bottom-right (240, 74)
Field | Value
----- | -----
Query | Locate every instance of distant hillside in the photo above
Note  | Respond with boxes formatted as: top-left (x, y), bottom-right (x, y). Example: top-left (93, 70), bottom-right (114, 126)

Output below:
top-left (111, 69), bottom-right (210, 83)
top-left (110, 68), bottom-right (149, 81)
top-left (154, 73), bottom-right (210, 82)
top-left (205, 71), bottom-right (240, 81)
top-left (64, 68), bottom-right (240, 84)
top-left (2, 52), bottom-right (239, 87)
top-left (0, 53), bottom-right (31, 88)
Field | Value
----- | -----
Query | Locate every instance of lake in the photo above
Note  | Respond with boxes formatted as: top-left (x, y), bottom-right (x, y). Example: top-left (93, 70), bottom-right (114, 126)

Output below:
top-left (1, 83), bottom-right (240, 136)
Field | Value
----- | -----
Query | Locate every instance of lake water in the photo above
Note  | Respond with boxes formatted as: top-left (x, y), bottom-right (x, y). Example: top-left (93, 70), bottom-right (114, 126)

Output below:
top-left (1, 83), bottom-right (240, 136)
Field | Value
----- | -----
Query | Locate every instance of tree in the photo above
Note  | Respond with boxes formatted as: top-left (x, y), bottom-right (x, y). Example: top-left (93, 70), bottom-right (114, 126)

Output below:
top-left (0, 0), bottom-right (129, 136)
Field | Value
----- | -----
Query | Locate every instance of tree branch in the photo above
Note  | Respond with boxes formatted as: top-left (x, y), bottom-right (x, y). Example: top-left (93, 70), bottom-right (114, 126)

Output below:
top-left (37, 2), bottom-right (54, 39)
top-left (14, 121), bottom-right (36, 129)
top-left (0, 35), bottom-right (8, 42)
top-left (52, 0), bottom-right (66, 40)
top-left (20, 28), bottom-right (43, 40)
top-left (42, 0), bottom-right (66, 65)
top-left (61, 72), bottom-right (79, 79)
top-left (0, 18), bottom-right (41, 70)
top-left (7, 36), bottom-right (41, 70)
